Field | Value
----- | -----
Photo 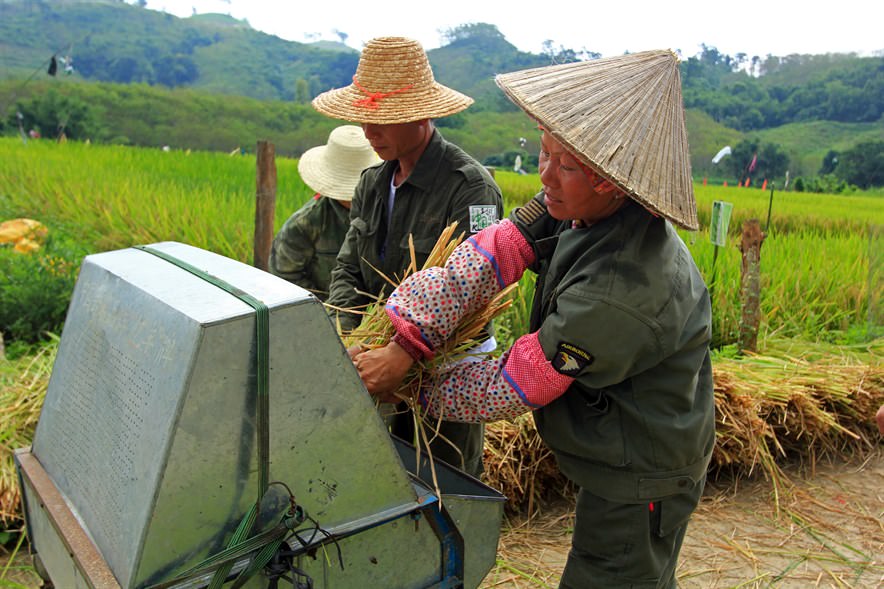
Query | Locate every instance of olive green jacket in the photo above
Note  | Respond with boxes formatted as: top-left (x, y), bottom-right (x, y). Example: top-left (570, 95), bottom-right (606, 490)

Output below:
top-left (527, 197), bottom-right (716, 503)
top-left (328, 130), bottom-right (503, 331)
top-left (269, 195), bottom-right (350, 300)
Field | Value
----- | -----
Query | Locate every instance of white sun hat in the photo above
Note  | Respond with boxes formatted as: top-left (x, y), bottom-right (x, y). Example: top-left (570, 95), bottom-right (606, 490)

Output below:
top-left (297, 125), bottom-right (380, 201)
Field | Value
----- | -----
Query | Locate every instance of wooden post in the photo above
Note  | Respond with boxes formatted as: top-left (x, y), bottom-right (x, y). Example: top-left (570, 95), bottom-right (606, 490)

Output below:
top-left (254, 140), bottom-right (277, 271)
top-left (739, 219), bottom-right (765, 353)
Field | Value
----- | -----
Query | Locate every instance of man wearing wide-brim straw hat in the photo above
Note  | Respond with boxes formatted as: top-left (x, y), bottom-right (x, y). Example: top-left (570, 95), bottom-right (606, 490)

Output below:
top-left (354, 50), bottom-right (715, 588)
top-left (269, 125), bottom-right (379, 300)
top-left (313, 36), bottom-right (504, 478)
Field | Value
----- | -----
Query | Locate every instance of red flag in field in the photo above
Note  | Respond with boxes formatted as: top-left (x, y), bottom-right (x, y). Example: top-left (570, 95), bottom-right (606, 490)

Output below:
top-left (746, 177), bottom-right (751, 187)
top-left (762, 179), bottom-right (767, 190)
top-left (723, 181), bottom-right (728, 187)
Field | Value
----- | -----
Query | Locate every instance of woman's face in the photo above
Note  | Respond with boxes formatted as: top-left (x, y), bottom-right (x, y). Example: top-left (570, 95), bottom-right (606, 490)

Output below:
top-left (538, 132), bottom-right (626, 224)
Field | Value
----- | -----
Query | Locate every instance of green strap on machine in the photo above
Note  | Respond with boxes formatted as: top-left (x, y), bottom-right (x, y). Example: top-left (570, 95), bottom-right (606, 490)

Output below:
top-left (135, 246), bottom-right (277, 588)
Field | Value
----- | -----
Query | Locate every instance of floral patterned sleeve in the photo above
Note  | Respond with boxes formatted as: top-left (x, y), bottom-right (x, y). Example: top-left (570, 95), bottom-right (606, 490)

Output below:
top-left (384, 219), bottom-right (575, 422)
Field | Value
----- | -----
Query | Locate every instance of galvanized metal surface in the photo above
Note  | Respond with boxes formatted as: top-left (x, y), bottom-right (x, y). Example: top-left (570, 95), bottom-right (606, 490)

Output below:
top-left (21, 241), bottom-right (505, 589)
top-left (15, 447), bottom-right (121, 589)
top-left (393, 438), bottom-right (506, 589)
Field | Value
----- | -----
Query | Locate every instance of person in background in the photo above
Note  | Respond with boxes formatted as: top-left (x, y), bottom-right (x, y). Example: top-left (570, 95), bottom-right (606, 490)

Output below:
top-left (354, 50), bottom-right (715, 588)
top-left (269, 125), bottom-right (378, 300)
top-left (311, 36), bottom-right (504, 477)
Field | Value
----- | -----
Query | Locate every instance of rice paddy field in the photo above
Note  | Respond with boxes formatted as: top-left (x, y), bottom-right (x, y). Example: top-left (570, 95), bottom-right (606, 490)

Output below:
top-left (0, 137), bottom-right (882, 587)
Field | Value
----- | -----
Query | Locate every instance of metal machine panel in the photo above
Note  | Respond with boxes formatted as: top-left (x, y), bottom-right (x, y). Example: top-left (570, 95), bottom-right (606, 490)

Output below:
top-left (20, 241), bottom-right (506, 589)
top-left (29, 243), bottom-right (418, 587)
top-left (394, 438), bottom-right (505, 589)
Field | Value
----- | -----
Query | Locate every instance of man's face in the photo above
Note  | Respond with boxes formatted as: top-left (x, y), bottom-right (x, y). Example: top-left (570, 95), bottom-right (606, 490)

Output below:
top-left (538, 131), bottom-right (625, 224)
top-left (361, 121), bottom-right (428, 162)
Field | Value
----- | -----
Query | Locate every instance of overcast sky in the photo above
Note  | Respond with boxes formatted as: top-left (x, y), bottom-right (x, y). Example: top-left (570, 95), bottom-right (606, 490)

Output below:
top-left (144, 0), bottom-right (882, 59)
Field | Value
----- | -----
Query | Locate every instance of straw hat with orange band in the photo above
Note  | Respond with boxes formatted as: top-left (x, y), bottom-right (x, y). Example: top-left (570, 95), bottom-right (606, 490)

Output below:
top-left (312, 36), bottom-right (474, 125)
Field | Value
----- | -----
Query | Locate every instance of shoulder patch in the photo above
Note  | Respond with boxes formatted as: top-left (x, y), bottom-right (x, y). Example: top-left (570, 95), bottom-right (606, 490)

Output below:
top-left (513, 198), bottom-right (546, 225)
top-left (552, 342), bottom-right (593, 376)
top-left (469, 205), bottom-right (499, 233)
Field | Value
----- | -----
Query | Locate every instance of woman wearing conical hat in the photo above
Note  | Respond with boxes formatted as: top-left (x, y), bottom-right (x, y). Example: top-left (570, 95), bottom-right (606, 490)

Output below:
top-left (355, 50), bottom-right (715, 588)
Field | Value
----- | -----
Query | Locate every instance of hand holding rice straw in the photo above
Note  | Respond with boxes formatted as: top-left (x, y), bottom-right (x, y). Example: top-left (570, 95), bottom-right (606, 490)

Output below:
top-left (333, 221), bottom-right (517, 404)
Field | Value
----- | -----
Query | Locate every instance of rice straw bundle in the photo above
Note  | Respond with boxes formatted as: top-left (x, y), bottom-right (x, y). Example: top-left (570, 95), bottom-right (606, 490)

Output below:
top-left (331, 221), bottom-right (517, 491)
top-left (0, 342), bottom-right (55, 522)
top-left (481, 414), bottom-right (573, 517)
top-left (709, 342), bottom-right (883, 476)
top-left (483, 338), bottom-right (883, 515)
top-left (336, 221), bottom-right (517, 400)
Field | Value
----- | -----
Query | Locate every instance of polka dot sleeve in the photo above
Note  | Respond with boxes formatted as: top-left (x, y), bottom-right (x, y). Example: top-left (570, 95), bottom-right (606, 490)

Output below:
top-left (385, 219), bottom-right (535, 360)
top-left (419, 331), bottom-right (574, 422)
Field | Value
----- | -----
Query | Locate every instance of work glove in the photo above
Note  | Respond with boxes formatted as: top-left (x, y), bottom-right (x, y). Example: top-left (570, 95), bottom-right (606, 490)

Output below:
top-left (509, 192), bottom-right (560, 260)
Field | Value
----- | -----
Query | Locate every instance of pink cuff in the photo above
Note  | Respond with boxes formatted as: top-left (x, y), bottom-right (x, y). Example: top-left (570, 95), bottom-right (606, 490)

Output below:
top-left (392, 332), bottom-right (426, 362)
top-left (506, 332), bottom-right (573, 407)
top-left (387, 307), bottom-right (434, 361)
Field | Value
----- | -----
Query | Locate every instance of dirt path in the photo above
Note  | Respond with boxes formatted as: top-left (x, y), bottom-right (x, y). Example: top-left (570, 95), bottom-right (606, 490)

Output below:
top-left (481, 450), bottom-right (884, 588)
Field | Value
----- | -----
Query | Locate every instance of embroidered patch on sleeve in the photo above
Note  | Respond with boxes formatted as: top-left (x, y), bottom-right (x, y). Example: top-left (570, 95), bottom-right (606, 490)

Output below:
top-left (469, 205), bottom-right (499, 233)
top-left (552, 342), bottom-right (593, 376)
top-left (513, 199), bottom-right (545, 225)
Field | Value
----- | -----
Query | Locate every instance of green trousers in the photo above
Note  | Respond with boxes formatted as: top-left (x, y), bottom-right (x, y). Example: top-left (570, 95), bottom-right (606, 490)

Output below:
top-left (559, 478), bottom-right (705, 588)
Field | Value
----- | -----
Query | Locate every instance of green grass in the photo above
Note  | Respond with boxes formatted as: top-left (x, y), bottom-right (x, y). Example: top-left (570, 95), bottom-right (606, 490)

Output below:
top-left (1, 137), bottom-right (881, 350)
top-left (0, 137), bottom-right (312, 261)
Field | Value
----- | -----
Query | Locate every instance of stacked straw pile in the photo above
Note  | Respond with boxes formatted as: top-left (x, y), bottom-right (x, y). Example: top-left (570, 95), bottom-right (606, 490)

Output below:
top-left (0, 342), bottom-right (55, 522)
top-left (483, 340), bottom-right (883, 515)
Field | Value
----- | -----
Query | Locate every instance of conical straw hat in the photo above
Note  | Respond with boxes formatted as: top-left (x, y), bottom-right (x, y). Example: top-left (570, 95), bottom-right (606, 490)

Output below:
top-left (312, 37), bottom-right (474, 125)
top-left (495, 50), bottom-right (698, 230)
top-left (298, 125), bottom-right (379, 201)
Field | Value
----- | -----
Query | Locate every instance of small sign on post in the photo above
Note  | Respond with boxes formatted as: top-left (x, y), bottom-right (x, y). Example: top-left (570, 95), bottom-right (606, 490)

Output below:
top-left (710, 200), bottom-right (734, 247)
top-left (709, 200), bottom-right (734, 306)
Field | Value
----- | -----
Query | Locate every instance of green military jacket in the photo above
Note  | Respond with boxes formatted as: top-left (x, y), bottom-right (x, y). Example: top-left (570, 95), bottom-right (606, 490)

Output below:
top-left (524, 196), bottom-right (715, 503)
top-left (269, 195), bottom-right (351, 300)
top-left (328, 130), bottom-right (503, 331)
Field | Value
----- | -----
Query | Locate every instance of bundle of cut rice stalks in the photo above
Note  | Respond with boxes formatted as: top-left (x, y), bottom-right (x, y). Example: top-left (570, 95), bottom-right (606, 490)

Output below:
top-left (0, 340), bottom-right (56, 523)
top-left (708, 339), bottom-right (883, 505)
top-left (334, 222), bottom-right (517, 372)
top-left (331, 222), bottom-right (518, 488)
top-left (482, 338), bottom-right (883, 515)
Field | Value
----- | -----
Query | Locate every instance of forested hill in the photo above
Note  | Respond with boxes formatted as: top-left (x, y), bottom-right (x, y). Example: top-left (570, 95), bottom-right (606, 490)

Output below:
top-left (0, 0), bottom-right (552, 104)
top-left (1, 0), bottom-right (882, 187)
top-left (3, 0), bottom-right (882, 128)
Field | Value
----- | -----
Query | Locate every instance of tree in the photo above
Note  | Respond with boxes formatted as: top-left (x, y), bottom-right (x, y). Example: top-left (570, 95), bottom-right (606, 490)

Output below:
top-left (725, 139), bottom-right (789, 184)
top-left (294, 78), bottom-right (310, 104)
top-left (154, 55), bottom-right (198, 87)
top-left (836, 140), bottom-right (884, 189)
top-left (820, 150), bottom-right (839, 175)
top-left (13, 90), bottom-right (102, 140)
top-left (440, 23), bottom-right (506, 46)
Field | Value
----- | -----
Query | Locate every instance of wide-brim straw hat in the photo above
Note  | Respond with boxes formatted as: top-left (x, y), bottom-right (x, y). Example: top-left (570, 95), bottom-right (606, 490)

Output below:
top-left (298, 125), bottom-right (379, 201)
top-left (496, 50), bottom-right (698, 231)
top-left (312, 36), bottom-right (474, 125)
